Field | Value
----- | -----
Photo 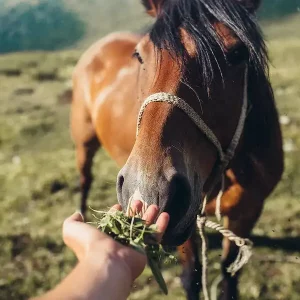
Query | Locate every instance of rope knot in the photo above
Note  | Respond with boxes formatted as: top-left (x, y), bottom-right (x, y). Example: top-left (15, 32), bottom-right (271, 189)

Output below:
top-left (199, 215), bottom-right (207, 225)
top-left (197, 215), bottom-right (253, 299)
top-left (227, 243), bottom-right (253, 276)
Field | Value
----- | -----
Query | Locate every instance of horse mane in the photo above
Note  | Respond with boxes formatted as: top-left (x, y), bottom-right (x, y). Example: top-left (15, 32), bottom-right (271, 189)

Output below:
top-left (144, 0), bottom-right (283, 186)
top-left (146, 0), bottom-right (268, 88)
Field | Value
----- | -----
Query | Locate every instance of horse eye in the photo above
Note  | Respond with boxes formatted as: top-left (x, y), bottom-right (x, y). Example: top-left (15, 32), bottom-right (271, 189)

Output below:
top-left (226, 45), bottom-right (249, 65)
top-left (132, 50), bottom-right (144, 64)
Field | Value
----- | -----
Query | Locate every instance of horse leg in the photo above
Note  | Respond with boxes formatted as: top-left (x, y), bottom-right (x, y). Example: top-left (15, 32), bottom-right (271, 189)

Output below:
top-left (71, 87), bottom-right (100, 216)
top-left (178, 226), bottom-right (202, 300)
top-left (219, 202), bottom-right (263, 300)
top-left (75, 138), bottom-right (100, 215)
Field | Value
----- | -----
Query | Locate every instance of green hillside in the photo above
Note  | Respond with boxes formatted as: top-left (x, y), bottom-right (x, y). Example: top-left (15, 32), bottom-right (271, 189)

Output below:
top-left (0, 0), bottom-right (150, 53)
top-left (0, 0), bottom-right (85, 53)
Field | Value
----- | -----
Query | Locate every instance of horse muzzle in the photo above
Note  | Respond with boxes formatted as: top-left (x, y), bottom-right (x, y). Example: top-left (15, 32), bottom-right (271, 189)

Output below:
top-left (117, 167), bottom-right (201, 246)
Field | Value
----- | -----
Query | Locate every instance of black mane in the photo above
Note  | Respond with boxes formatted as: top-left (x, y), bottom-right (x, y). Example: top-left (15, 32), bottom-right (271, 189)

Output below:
top-left (146, 0), bottom-right (268, 87)
top-left (141, 1), bottom-right (283, 194)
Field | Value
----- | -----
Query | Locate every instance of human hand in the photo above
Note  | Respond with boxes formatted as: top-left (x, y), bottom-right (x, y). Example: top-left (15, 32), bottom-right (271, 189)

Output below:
top-left (63, 201), bottom-right (169, 281)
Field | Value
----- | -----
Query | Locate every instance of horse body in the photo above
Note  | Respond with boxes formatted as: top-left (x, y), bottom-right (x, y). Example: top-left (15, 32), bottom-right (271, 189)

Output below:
top-left (72, 33), bottom-right (141, 166)
top-left (71, 1), bottom-right (283, 299)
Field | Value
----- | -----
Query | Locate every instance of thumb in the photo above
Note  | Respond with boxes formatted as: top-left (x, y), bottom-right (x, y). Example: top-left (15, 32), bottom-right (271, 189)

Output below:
top-left (69, 211), bottom-right (84, 222)
top-left (62, 212), bottom-right (101, 260)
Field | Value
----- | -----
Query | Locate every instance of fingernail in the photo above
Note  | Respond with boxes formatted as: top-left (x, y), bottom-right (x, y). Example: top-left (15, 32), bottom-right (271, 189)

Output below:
top-left (75, 210), bottom-right (84, 221)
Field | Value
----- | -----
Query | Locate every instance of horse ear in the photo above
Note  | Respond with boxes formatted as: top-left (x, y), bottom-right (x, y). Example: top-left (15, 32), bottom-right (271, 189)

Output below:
top-left (237, 0), bottom-right (262, 12)
top-left (214, 22), bottom-right (241, 51)
top-left (141, 0), bottom-right (164, 17)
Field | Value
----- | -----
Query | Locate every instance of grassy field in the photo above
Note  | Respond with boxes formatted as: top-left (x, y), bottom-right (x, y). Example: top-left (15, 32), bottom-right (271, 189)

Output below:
top-left (0, 15), bottom-right (300, 300)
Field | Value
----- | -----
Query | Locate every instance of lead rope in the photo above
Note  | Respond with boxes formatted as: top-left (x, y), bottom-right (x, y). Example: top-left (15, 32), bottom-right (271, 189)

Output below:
top-left (197, 216), bottom-right (253, 300)
top-left (215, 174), bottom-right (225, 222)
top-left (198, 66), bottom-right (251, 300)
top-left (136, 66), bottom-right (252, 300)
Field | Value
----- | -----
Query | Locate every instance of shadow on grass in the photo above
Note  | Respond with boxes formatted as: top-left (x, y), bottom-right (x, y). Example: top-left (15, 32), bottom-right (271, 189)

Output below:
top-left (207, 233), bottom-right (300, 252)
top-left (0, 233), bottom-right (64, 258)
top-left (2, 231), bottom-right (298, 260)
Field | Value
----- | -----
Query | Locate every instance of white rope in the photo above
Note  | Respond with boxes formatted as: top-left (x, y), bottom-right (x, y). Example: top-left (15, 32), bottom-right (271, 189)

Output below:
top-left (210, 275), bottom-right (222, 300)
top-left (197, 67), bottom-right (251, 300)
top-left (199, 216), bottom-right (210, 300)
top-left (136, 92), bottom-right (224, 162)
top-left (196, 215), bottom-right (253, 300)
top-left (198, 217), bottom-right (253, 274)
top-left (215, 174), bottom-right (225, 222)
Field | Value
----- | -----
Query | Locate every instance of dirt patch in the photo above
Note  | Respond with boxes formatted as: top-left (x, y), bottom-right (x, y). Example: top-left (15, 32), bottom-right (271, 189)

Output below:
top-left (57, 88), bottom-right (72, 105)
top-left (0, 69), bottom-right (22, 77)
top-left (14, 88), bottom-right (35, 96)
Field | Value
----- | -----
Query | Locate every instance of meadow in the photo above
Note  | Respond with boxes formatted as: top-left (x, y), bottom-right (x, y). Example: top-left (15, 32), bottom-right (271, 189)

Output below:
top-left (0, 15), bottom-right (300, 300)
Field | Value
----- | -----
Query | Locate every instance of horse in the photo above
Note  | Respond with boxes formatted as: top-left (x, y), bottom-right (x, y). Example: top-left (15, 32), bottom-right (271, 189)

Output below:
top-left (71, 0), bottom-right (283, 299)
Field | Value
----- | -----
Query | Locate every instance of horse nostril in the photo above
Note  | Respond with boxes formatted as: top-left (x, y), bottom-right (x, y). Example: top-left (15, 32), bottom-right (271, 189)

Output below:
top-left (165, 174), bottom-right (191, 229)
top-left (117, 174), bottom-right (125, 198)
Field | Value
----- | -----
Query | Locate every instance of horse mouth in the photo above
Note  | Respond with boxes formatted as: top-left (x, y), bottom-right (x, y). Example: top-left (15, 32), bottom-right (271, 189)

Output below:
top-left (117, 166), bottom-right (199, 246)
top-left (159, 174), bottom-right (196, 246)
top-left (161, 220), bottom-right (195, 246)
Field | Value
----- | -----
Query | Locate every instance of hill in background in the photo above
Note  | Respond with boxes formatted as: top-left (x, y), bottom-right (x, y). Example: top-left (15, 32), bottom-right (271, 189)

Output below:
top-left (0, 0), bottom-right (150, 53)
top-left (0, 0), bottom-right (299, 53)
top-left (0, 0), bottom-right (86, 53)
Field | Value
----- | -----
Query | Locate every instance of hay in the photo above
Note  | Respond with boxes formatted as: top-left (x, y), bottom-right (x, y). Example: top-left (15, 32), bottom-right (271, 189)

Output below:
top-left (90, 208), bottom-right (175, 295)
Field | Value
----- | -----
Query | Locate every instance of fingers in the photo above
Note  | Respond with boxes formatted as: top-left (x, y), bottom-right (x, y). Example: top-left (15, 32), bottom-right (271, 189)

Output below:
top-left (110, 200), bottom-right (170, 241)
top-left (111, 200), bottom-right (144, 216)
top-left (109, 204), bottom-right (122, 212)
top-left (155, 212), bottom-right (170, 242)
top-left (66, 211), bottom-right (84, 222)
top-left (142, 205), bottom-right (159, 225)
top-left (62, 203), bottom-right (169, 264)
top-left (142, 206), bottom-right (169, 242)
top-left (63, 212), bottom-right (107, 260)
top-left (128, 200), bottom-right (144, 216)
top-left (155, 212), bottom-right (170, 233)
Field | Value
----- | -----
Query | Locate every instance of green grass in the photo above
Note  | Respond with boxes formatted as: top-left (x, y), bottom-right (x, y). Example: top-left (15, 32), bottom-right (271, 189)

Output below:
top-left (1, 17), bottom-right (300, 300)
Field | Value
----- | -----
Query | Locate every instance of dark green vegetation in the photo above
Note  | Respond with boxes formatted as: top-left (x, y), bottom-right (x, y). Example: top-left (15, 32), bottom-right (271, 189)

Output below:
top-left (0, 0), bottom-right (149, 53)
top-left (0, 0), bottom-right (86, 53)
top-left (0, 14), bottom-right (300, 300)
top-left (258, 0), bottom-right (300, 19)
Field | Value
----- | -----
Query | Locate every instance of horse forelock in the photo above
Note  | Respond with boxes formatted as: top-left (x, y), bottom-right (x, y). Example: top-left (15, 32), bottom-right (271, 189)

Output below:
top-left (147, 0), bottom-right (269, 89)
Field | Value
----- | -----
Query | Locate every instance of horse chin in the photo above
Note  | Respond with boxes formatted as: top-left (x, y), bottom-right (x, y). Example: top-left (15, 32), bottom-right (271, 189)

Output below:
top-left (161, 221), bottom-right (195, 246)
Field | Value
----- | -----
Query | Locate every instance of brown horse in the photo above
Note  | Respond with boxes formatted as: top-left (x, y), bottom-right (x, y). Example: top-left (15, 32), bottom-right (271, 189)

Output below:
top-left (71, 0), bottom-right (283, 299)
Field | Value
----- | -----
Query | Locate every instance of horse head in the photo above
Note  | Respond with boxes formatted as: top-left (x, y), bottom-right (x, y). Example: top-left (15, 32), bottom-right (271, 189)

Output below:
top-left (117, 0), bottom-right (266, 245)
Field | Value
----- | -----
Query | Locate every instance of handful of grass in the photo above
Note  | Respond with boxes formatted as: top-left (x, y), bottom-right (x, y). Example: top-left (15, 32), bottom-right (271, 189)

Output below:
top-left (90, 208), bottom-right (175, 295)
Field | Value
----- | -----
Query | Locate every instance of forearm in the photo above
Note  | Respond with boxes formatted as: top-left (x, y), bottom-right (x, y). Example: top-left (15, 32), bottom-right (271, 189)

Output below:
top-left (32, 256), bottom-right (132, 300)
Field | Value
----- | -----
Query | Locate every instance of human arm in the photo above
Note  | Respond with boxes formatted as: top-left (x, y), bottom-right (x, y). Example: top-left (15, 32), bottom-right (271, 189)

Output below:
top-left (32, 201), bottom-right (169, 300)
